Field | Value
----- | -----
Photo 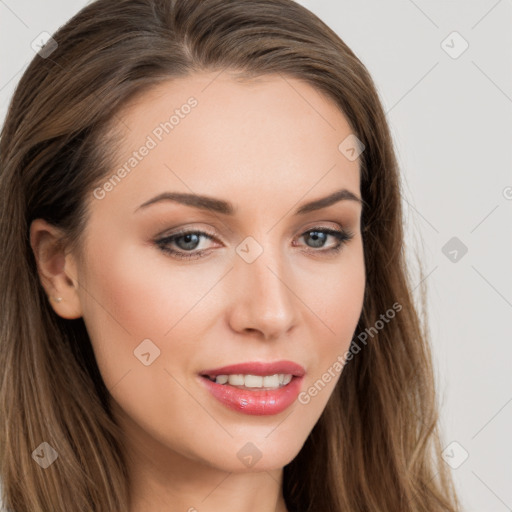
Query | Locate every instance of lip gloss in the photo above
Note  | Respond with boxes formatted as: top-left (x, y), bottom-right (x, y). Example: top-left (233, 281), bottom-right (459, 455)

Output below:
top-left (198, 374), bottom-right (304, 415)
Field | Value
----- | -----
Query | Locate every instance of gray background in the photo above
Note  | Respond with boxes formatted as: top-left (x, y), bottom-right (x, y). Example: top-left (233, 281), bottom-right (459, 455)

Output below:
top-left (1, 1), bottom-right (511, 510)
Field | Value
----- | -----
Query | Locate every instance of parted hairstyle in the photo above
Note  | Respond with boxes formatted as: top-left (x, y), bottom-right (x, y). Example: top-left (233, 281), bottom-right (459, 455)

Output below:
top-left (0, 0), bottom-right (460, 510)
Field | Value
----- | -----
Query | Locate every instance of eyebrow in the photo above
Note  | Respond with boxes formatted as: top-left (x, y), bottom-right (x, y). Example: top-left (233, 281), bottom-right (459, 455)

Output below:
top-left (134, 188), bottom-right (362, 216)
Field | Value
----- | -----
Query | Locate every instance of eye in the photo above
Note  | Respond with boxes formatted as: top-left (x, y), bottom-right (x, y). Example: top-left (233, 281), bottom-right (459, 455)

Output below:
top-left (155, 229), bottom-right (218, 260)
top-left (155, 226), bottom-right (355, 261)
top-left (295, 227), bottom-right (354, 255)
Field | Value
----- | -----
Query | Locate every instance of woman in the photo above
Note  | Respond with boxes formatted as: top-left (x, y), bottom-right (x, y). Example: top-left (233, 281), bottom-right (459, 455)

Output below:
top-left (0, 0), bottom-right (461, 510)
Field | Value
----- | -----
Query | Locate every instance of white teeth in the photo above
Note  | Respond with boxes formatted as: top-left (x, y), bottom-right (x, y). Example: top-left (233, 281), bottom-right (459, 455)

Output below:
top-left (263, 375), bottom-right (279, 388)
top-left (213, 373), bottom-right (293, 389)
top-left (244, 375), bottom-right (263, 388)
top-left (227, 374), bottom-right (244, 386)
top-left (215, 374), bottom-right (229, 385)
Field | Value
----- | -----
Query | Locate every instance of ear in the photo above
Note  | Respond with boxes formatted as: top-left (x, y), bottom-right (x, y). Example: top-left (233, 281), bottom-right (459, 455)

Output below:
top-left (29, 218), bottom-right (83, 319)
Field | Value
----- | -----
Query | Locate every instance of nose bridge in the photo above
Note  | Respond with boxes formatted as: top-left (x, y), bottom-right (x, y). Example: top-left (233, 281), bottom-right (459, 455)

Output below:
top-left (230, 234), bottom-right (298, 337)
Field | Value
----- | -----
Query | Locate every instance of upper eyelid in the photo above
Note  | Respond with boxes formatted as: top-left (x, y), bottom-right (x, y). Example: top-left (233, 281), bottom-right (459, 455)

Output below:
top-left (157, 219), bottom-right (353, 237)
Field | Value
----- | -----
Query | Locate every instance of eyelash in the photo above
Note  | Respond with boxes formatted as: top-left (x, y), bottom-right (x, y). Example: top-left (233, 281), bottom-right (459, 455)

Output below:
top-left (155, 226), bottom-right (355, 261)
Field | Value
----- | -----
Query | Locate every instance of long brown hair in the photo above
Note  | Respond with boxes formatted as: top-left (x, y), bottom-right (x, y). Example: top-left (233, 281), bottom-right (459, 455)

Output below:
top-left (0, 0), bottom-right (460, 510)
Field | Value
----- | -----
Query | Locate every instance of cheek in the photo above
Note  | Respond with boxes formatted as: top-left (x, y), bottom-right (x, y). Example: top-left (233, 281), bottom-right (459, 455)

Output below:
top-left (296, 245), bottom-right (365, 410)
top-left (76, 238), bottom-right (199, 386)
top-left (330, 261), bottom-right (366, 342)
top-left (79, 236), bottom-right (212, 338)
top-left (305, 240), bottom-right (365, 345)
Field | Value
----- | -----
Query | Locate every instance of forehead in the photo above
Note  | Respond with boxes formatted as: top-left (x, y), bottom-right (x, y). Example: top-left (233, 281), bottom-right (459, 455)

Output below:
top-left (92, 71), bottom-right (361, 215)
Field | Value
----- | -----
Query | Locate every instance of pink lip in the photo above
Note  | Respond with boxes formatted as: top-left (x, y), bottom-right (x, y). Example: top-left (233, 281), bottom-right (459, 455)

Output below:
top-left (198, 360), bottom-right (306, 416)
top-left (200, 360), bottom-right (306, 378)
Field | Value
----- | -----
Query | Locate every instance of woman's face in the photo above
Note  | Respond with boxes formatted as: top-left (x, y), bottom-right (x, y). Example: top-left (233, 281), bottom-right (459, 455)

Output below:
top-left (66, 71), bottom-right (365, 473)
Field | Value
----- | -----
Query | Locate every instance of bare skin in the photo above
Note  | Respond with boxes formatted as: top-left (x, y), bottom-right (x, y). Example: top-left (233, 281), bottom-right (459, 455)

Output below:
top-left (30, 71), bottom-right (366, 512)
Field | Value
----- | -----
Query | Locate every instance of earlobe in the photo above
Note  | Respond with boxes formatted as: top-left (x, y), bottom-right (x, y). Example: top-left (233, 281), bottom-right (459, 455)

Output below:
top-left (29, 218), bottom-right (83, 319)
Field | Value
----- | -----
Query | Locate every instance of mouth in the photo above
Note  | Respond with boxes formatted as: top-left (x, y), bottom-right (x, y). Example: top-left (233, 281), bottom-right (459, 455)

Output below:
top-left (198, 360), bottom-right (306, 415)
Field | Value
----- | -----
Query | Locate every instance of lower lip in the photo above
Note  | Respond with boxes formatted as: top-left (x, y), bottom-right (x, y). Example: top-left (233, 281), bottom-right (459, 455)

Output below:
top-left (199, 375), bottom-right (304, 415)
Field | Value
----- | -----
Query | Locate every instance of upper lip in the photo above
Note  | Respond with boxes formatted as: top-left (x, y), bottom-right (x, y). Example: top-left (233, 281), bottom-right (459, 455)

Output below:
top-left (200, 360), bottom-right (306, 378)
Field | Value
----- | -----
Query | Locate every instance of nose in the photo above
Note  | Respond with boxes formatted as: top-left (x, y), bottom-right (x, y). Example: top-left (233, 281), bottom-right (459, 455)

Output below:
top-left (227, 241), bottom-right (299, 340)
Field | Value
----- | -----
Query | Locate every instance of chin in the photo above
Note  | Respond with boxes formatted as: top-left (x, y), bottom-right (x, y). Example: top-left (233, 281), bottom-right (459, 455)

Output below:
top-left (193, 432), bottom-right (307, 473)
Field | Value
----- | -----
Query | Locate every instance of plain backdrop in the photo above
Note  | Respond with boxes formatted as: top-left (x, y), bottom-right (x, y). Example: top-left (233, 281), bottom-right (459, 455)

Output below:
top-left (1, 1), bottom-right (511, 511)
